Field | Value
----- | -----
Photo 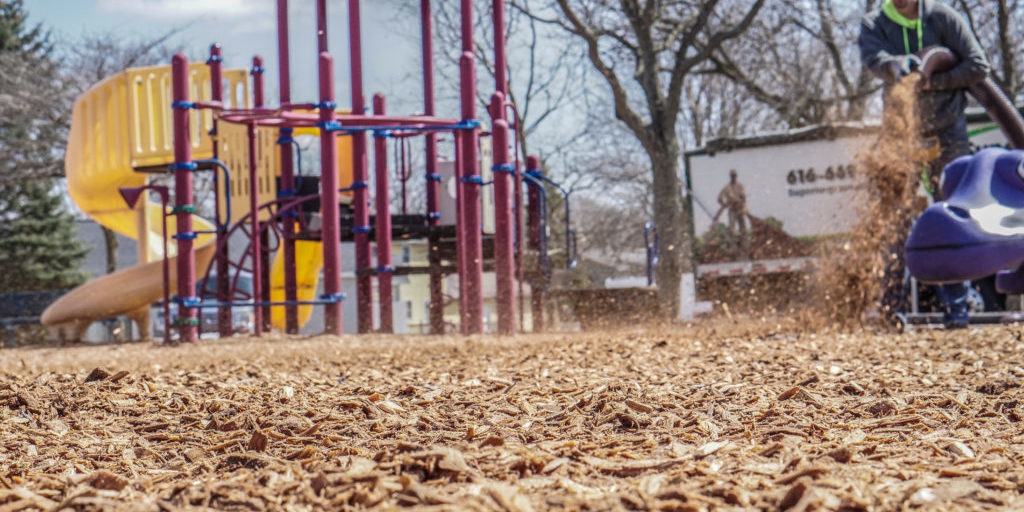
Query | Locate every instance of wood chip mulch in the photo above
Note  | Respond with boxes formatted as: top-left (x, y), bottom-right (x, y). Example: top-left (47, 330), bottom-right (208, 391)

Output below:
top-left (1, 322), bottom-right (1023, 510)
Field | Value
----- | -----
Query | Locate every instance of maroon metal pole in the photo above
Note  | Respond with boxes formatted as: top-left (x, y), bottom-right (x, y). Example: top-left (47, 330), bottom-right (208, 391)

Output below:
top-left (526, 154), bottom-right (544, 332)
top-left (493, 0), bottom-right (508, 96)
top-left (526, 154), bottom-right (542, 252)
top-left (252, 56), bottom-right (265, 106)
top-left (422, 0), bottom-right (440, 227)
top-left (459, 0), bottom-right (484, 334)
top-left (373, 94), bottom-right (394, 333)
top-left (400, 139), bottom-right (408, 216)
top-left (454, 134), bottom-right (467, 332)
top-left (490, 93), bottom-right (515, 335)
top-left (319, 52), bottom-right (343, 335)
top-left (276, 0), bottom-right (299, 333)
top-left (208, 44), bottom-right (233, 338)
top-left (421, 0), bottom-right (444, 334)
top-left (252, 56), bottom-right (272, 333)
top-left (350, 0), bottom-right (373, 333)
top-left (491, 0), bottom-right (517, 335)
top-left (160, 190), bottom-right (170, 345)
top-left (512, 111), bottom-right (524, 332)
top-left (171, 54), bottom-right (198, 343)
top-left (316, 0), bottom-right (328, 53)
top-left (246, 119), bottom-right (263, 337)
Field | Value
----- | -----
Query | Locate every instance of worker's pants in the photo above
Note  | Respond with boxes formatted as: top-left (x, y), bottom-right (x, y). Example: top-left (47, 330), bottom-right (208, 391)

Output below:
top-left (880, 118), bottom-right (970, 317)
top-left (727, 209), bottom-right (746, 236)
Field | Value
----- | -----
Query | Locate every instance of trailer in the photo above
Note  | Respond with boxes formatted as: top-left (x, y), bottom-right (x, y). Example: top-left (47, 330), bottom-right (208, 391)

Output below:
top-left (682, 109), bottom-right (1021, 321)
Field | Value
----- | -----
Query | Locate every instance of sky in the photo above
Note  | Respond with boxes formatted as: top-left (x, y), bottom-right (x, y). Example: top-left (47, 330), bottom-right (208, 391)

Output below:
top-left (27, 0), bottom-right (426, 114)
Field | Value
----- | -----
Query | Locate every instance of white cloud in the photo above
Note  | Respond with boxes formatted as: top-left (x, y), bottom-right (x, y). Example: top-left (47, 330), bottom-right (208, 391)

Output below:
top-left (95, 0), bottom-right (272, 20)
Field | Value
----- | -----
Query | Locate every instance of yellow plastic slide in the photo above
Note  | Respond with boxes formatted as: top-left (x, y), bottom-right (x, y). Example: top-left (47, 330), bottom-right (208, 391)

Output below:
top-left (42, 64), bottom-right (240, 340)
top-left (269, 240), bottom-right (323, 328)
top-left (43, 62), bottom-right (351, 339)
top-left (216, 118), bottom-right (352, 330)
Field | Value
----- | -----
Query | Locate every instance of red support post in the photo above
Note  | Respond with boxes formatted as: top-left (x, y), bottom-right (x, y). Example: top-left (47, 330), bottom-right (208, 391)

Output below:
top-left (246, 123), bottom-right (263, 337)
top-left (316, 0), bottom-right (328, 53)
top-left (373, 94), bottom-right (394, 333)
top-left (493, 0), bottom-right (524, 331)
top-left (159, 191), bottom-right (170, 345)
top-left (454, 135), bottom-right (467, 332)
top-left (252, 56), bottom-right (265, 106)
top-left (252, 56), bottom-right (272, 333)
top-left (276, 0), bottom-right (299, 333)
top-left (422, 0), bottom-right (440, 227)
top-left (171, 54), bottom-right (198, 343)
top-left (459, 0), bottom-right (484, 334)
top-left (349, 0), bottom-right (373, 333)
top-left (318, 53), bottom-right (343, 334)
top-left (513, 122), bottom-right (524, 331)
top-left (421, 0), bottom-right (444, 335)
top-left (490, 93), bottom-right (515, 335)
top-left (493, 0), bottom-right (508, 96)
top-left (208, 44), bottom-right (233, 338)
top-left (400, 139), bottom-right (408, 216)
top-left (526, 154), bottom-right (544, 332)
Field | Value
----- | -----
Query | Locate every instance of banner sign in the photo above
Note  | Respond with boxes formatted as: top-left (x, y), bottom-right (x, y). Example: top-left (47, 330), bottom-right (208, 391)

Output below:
top-left (685, 116), bottom-right (1012, 266)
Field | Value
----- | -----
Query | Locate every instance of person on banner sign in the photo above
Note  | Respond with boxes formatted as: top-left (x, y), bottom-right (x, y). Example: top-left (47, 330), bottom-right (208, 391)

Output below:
top-left (716, 169), bottom-right (748, 240)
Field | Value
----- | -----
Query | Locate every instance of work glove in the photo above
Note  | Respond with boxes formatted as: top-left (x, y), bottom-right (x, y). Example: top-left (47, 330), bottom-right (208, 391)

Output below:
top-left (888, 54), bottom-right (921, 82)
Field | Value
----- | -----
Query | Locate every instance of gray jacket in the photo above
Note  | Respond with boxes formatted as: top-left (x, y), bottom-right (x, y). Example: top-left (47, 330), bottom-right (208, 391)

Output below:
top-left (858, 0), bottom-right (989, 136)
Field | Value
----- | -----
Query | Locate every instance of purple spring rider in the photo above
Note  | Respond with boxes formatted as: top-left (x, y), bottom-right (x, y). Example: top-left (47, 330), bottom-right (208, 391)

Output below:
top-left (905, 147), bottom-right (1024, 293)
top-left (906, 46), bottom-right (1024, 297)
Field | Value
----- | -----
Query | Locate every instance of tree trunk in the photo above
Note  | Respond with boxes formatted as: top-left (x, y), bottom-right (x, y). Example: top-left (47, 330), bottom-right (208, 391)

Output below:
top-left (996, 0), bottom-right (1017, 98)
top-left (102, 226), bottom-right (117, 274)
top-left (648, 138), bottom-right (689, 316)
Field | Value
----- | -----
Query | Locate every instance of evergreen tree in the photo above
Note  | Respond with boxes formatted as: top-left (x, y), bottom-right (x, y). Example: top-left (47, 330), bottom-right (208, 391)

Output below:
top-left (0, 0), bottom-right (48, 54)
top-left (0, 184), bottom-right (87, 292)
top-left (0, 0), bottom-right (87, 293)
top-left (0, 0), bottom-right (66, 186)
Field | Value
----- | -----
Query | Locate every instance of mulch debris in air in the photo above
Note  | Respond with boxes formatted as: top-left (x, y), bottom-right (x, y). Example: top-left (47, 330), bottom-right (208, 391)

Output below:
top-left (2, 323), bottom-right (1023, 510)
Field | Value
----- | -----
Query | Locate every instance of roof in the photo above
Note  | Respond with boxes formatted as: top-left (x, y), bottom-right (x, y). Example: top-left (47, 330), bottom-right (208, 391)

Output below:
top-left (685, 123), bottom-right (880, 157)
top-left (685, 106), bottom-right (1023, 157)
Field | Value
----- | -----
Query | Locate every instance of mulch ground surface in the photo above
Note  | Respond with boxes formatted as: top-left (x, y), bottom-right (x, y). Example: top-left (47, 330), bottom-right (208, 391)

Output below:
top-left (2, 322), bottom-right (1023, 510)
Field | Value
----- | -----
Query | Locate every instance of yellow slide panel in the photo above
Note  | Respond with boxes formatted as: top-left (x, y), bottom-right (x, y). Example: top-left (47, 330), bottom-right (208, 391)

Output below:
top-left (267, 123), bottom-right (353, 330)
top-left (269, 240), bottom-right (323, 329)
top-left (43, 63), bottom-right (248, 335)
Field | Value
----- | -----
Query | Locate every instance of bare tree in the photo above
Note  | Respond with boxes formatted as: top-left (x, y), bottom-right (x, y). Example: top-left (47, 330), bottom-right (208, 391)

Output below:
top-left (518, 0), bottom-right (765, 313)
top-left (417, 0), bottom-right (589, 163)
top-left (955, 0), bottom-right (1023, 101)
top-left (681, 72), bottom-right (770, 148)
top-left (708, 0), bottom-right (878, 128)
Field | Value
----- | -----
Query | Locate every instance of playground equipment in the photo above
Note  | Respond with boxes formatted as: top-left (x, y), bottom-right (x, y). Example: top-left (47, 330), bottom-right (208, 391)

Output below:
top-left (40, 62), bottom-right (236, 341)
top-left (906, 147), bottom-right (1024, 287)
top-left (902, 46), bottom-right (1024, 318)
top-left (43, 0), bottom-right (575, 343)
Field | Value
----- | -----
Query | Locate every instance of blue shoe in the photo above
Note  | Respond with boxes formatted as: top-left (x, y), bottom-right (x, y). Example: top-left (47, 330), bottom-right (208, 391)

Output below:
top-left (938, 282), bottom-right (969, 330)
top-left (942, 308), bottom-right (968, 329)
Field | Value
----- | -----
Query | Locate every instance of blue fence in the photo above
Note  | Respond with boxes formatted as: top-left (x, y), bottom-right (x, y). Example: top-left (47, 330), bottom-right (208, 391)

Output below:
top-left (1, 291), bottom-right (65, 348)
top-left (0, 291), bottom-right (64, 318)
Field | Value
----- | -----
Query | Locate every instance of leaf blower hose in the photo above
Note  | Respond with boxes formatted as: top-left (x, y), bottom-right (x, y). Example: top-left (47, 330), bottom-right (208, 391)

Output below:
top-left (917, 46), bottom-right (1024, 150)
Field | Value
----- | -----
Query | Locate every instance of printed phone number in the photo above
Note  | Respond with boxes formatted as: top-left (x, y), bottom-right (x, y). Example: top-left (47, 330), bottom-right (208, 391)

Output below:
top-left (787, 165), bottom-right (856, 185)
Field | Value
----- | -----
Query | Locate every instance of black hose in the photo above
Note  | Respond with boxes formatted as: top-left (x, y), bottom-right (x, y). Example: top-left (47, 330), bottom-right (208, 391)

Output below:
top-left (917, 46), bottom-right (1024, 149)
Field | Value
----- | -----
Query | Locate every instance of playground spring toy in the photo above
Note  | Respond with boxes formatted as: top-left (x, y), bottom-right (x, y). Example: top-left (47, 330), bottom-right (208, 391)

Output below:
top-left (905, 47), bottom-right (1024, 292)
top-left (42, 0), bottom-right (575, 343)
top-left (906, 147), bottom-right (1024, 290)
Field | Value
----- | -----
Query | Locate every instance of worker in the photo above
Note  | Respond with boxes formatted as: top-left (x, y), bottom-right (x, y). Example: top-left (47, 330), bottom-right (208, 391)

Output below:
top-left (717, 169), bottom-right (747, 239)
top-left (858, 0), bottom-right (989, 328)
